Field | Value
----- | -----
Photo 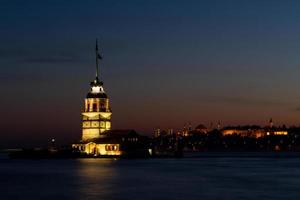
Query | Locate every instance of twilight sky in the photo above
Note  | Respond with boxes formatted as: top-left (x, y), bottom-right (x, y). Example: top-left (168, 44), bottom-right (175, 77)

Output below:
top-left (1, 0), bottom-right (300, 147)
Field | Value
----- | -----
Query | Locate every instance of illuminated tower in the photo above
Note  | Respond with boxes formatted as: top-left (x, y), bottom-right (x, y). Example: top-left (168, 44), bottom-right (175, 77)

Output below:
top-left (82, 40), bottom-right (112, 141)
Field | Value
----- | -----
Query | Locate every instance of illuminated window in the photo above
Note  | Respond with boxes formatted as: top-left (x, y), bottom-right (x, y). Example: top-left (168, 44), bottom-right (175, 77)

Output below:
top-left (105, 145), bottom-right (118, 151)
top-left (105, 145), bottom-right (112, 151)
top-left (100, 122), bottom-right (105, 128)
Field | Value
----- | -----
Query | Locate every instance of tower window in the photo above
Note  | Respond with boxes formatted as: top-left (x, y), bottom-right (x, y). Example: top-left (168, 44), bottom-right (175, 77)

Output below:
top-left (93, 103), bottom-right (97, 111)
top-left (100, 103), bottom-right (105, 111)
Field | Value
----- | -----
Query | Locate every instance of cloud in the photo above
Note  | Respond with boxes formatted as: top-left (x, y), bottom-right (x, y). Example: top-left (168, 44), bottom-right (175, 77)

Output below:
top-left (203, 95), bottom-right (286, 106)
top-left (22, 56), bottom-right (84, 64)
top-left (0, 45), bottom-right (87, 64)
top-left (0, 51), bottom-right (86, 64)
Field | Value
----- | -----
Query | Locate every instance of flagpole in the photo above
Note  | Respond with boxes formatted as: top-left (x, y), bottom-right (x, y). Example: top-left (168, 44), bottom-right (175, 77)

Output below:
top-left (95, 39), bottom-right (99, 79)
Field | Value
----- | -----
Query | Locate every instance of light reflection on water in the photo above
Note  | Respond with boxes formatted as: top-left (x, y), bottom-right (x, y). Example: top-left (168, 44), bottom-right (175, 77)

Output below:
top-left (0, 155), bottom-right (300, 200)
top-left (76, 159), bottom-right (119, 200)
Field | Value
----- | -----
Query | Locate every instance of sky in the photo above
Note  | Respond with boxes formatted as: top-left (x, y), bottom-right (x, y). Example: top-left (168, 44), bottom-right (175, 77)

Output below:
top-left (1, 0), bottom-right (300, 147)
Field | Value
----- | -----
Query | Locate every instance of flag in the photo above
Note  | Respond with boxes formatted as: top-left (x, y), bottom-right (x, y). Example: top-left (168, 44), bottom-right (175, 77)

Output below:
top-left (96, 40), bottom-right (103, 60)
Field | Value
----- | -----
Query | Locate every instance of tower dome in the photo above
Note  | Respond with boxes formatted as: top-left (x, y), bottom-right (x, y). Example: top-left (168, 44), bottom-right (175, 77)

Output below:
top-left (86, 78), bottom-right (108, 98)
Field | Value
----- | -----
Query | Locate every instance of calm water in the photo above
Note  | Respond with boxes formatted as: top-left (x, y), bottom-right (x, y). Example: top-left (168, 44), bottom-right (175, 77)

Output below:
top-left (1, 153), bottom-right (300, 200)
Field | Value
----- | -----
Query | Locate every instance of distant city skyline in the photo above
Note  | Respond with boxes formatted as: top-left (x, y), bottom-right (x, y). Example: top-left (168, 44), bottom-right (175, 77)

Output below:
top-left (2, 0), bottom-right (300, 147)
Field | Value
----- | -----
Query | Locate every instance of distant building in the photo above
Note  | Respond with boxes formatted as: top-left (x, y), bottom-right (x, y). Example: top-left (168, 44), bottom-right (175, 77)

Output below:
top-left (154, 128), bottom-right (161, 137)
top-left (194, 124), bottom-right (208, 134)
top-left (221, 123), bottom-right (288, 138)
top-left (180, 122), bottom-right (193, 136)
top-left (269, 118), bottom-right (274, 128)
top-left (167, 129), bottom-right (174, 135)
top-left (222, 127), bottom-right (266, 138)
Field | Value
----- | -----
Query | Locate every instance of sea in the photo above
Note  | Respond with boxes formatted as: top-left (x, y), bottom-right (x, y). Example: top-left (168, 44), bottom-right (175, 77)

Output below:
top-left (1, 152), bottom-right (300, 200)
